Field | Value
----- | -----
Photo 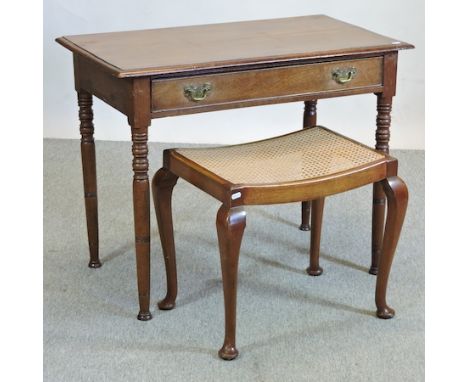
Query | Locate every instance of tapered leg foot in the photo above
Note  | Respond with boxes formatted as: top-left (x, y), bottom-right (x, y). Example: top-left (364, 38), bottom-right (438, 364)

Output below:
top-left (88, 260), bottom-right (102, 268)
top-left (218, 344), bottom-right (239, 360)
top-left (375, 176), bottom-right (408, 320)
top-left (217, 205), bottom-right (246, 361)
top-left (137, 311), bottom-right (153, 321)
top-left (306, 266), bottom-right (323, 276)
top-left (368, 265), bottom-right (378, 275)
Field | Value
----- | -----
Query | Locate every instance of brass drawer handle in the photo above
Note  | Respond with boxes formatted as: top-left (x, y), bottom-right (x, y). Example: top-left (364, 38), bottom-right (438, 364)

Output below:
top-left (332, 67), bottom-right (357, 84)
top-left (184, 83), bottom-right (212, 102)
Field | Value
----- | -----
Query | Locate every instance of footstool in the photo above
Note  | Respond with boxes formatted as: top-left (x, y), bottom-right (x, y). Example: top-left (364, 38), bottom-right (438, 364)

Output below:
top-left (152, 126), bottom-right (408, 360)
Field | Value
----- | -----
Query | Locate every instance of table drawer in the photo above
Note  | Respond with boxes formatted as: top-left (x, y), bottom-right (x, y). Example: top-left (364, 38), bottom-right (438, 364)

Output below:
top-left (151, 57), bottom-right (383, 113)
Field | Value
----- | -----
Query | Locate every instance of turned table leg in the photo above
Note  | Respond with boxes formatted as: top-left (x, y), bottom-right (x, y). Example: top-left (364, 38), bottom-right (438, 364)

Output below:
top-left (77, 90), bottom-right (101, 268)
top-left (300, 100), bottom-right (317, 231)
top-left (216, 205), bottom-right (246, 360)
top-left (131, 123), bottom-right (152, 321)
top-left (375, 176), bottom-right (408, 319)
top-left (370, 94), bottom-right (393, 275)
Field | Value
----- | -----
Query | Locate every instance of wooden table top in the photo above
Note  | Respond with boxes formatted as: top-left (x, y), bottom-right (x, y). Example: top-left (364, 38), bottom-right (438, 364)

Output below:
top-left (57, 15), bottom-right (413, 78)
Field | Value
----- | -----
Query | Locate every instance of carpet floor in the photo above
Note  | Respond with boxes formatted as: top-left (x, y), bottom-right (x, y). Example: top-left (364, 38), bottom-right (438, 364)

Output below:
top-left (44, 139), bottom-right (424, 381)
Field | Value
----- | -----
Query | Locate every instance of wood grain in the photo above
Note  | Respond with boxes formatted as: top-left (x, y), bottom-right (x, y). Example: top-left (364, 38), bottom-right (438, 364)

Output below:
top-left (152, 168), bottom-right (179, 311)
top-left (151, 57), bottom-right (382, 114)
top-left (57, 15), bottom-right (413, 78)
top-left (130, 78), bottom-right (153, 321)
top-left (375, 176), bottom-right (408, 319)
top-left (58, 16), bottom-right (413, 326)
top-left (216, 205), bottom-right (246, 360)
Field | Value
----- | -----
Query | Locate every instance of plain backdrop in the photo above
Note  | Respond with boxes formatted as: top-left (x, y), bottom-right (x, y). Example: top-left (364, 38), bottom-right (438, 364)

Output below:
top-left (44, 0), bottom-right (424, 149)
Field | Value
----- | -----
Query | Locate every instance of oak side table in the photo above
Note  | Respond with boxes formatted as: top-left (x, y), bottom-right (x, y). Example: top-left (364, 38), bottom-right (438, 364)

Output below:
top-left (56, 15), bottom-right (413, 321)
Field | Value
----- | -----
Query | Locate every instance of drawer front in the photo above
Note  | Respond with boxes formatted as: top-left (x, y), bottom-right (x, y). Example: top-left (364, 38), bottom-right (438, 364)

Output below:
top-left (151, 57), bottom-right (383, 113)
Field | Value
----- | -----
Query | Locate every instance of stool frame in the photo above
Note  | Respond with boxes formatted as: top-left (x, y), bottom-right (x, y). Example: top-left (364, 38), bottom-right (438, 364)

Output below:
top-left (152, 127), bottom-right (408, 360)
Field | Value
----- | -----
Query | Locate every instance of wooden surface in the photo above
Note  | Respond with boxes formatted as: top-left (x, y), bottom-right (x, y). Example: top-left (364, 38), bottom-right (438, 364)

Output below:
top-left (152, 127), bottom-right (408, 360)
top-left (58, 15), bottom-right (413, 321)
top-left (151, 57), bottom-right (382, 115)
top-left (216, 205), bottom-right (246, 360)
top-left (376, 176), bottom-right (408, 319)
top-left (57, 15), bottom-right (412, 78)
top-left (152, 168), bottom-right (179, 311)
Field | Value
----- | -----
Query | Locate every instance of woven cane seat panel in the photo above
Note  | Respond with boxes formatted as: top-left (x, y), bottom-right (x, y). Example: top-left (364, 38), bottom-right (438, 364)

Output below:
top-left (176, 127), bottom-right (385, 185)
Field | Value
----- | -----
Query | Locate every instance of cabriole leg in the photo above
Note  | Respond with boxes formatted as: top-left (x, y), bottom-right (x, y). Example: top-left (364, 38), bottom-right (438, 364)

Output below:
top-left (375, 176), bottom-right (408, 319)
top-left (152, 168), bottom-right (179, 310)
top-left (216, 205), bottom-right (246, 360)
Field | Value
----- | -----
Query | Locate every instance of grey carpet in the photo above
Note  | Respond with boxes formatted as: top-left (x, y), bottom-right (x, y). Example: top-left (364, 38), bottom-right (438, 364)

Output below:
top-left (44, 139), bottom-right (424, 382)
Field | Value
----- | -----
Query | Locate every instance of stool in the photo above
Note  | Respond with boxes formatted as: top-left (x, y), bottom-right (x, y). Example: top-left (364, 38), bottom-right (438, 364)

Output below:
top-left (152, 126), bottom-right (408, 360)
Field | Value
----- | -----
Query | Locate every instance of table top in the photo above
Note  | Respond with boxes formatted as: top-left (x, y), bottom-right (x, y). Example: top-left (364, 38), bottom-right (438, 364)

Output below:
top-left (57, 15), bottom-right (413, 78)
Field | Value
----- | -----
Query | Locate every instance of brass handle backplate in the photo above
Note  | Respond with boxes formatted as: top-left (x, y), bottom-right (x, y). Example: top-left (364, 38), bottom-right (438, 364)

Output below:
top-left (331, 67), bottom-right (357, 84)
top-left (184, 83), bottom-right (212, 102)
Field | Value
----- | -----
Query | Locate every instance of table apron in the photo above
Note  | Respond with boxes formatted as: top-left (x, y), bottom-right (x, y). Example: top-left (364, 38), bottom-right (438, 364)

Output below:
top-left (73, 53), bottom-right (397, 121)
top-left (151, 56), bottom-right (384, 118)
